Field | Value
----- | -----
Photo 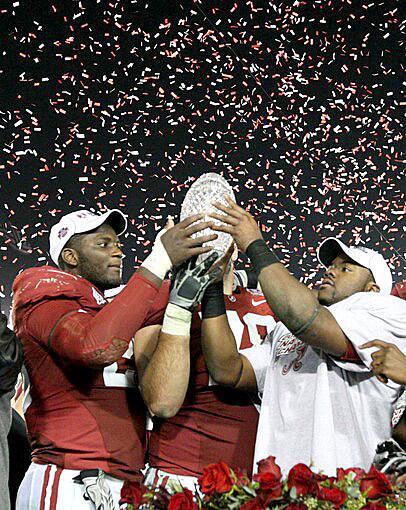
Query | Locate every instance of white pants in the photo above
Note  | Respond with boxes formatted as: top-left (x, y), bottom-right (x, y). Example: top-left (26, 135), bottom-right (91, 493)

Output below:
top-left (143, 466), bottom-right (200, 494)
top-left (16, 463), bottom-right (124, 510)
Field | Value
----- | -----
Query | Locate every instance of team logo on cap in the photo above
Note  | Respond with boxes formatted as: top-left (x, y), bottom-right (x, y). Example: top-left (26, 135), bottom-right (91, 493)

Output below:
top-left (75, 212), bottom-right (93, 219)
top-left (58, 227), bottom-right (69, 239)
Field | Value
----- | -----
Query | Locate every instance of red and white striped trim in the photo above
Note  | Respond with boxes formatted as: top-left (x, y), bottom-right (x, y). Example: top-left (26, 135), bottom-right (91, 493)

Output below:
top-left (39, 465), bottom-right (63, 510)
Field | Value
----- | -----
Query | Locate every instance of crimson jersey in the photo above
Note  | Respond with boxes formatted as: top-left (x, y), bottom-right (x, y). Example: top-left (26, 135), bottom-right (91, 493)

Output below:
top-left (12, 266), bottom-right (168, 481)
top-left (392, 281), bottom-right (406, 300)
top-left (149, 287), bottom-right (277, 477)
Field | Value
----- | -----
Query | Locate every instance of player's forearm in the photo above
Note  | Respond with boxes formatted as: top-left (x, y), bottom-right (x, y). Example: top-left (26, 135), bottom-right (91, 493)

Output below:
top-left (91, 271), bottom-right (161, 340)
top-left (201, 282), bottom-right (245, 387)
top-left (140, 333), bottom-right (190, 418)
top-left (201, 316), bottom-right (244, 387)
top-left (139, 303), bottom-right (192, 418)
top-left (258, 263), bottom-right (318, 334)
top-left (257, 263), bottom-right (347, 355)
top-left (52, 272), bottom-right (161, 367)
top-left (137, 266), bottom-right (163, 288)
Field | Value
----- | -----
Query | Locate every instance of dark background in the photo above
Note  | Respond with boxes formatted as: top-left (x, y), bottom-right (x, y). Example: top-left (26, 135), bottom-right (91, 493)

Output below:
top-left (0, 0), bottom-right (404, 311)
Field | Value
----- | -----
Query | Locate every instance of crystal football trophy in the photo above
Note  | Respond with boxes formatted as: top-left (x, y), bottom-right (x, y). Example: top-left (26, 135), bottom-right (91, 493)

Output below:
top-left (180, 173), bottom-right (236, 265)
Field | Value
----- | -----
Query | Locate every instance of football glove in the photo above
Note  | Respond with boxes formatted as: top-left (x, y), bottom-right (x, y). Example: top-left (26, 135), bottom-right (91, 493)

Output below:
top-left (169, 252), bottom-right (221, 311)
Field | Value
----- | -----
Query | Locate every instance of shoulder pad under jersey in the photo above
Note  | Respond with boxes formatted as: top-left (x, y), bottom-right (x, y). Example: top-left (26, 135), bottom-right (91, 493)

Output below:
top-left (12, 265), bottom-right (107, 312)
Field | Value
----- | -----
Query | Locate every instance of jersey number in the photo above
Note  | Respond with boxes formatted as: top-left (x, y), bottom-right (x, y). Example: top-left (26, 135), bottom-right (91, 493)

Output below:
top-left (102, 343), bottom-right (137, 388)
top-left (226, 310), bottom-right (276, 351)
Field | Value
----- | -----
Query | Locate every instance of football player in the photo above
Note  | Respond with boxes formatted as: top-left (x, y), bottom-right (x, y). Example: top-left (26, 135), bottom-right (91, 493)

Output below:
top-left (201, 198), bottom-right (406, 475)
top-left (12, 209), bottom-right (216, 509)
top-left (135, 246), bottom-right (277, 490)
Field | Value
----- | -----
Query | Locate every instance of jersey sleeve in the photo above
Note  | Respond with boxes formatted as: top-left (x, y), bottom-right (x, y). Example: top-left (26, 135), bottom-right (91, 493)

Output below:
top-left (328, 293), bottom-right (406, 379)
top-left (25, 299), bottom-right (81, 346)
top-left (391, 281), bottom-right (406, 300)
top-left (142, 280), bottom-right (170, 327)
top-left (242, 339), bottom-right (272, 393)
top-left (19, 270), bottom-right (162, 367)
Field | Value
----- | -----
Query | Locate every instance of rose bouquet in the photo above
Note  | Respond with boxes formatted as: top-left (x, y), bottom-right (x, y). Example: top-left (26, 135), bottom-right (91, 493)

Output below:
top-left (119, 456), bottom-right (406, 509)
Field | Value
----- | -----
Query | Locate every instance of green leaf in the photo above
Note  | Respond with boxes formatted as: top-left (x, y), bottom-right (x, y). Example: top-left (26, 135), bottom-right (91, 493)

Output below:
top-left (242, 486), bottom-right (257, 497)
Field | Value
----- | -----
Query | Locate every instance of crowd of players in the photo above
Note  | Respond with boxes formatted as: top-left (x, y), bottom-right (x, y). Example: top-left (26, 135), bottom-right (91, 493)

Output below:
top-left (0, 199), bottom-right (406, 510)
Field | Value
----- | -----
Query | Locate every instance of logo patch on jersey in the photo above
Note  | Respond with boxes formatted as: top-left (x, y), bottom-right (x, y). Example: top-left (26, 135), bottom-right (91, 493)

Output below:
top-left (275, 333), bottom-right (303, 358)
top-left (92, 287), bottom-right (107, 305)
top-left (251, 299), bottom-right (267, 307)
top-left (275, 333), bottom-right (307, 375)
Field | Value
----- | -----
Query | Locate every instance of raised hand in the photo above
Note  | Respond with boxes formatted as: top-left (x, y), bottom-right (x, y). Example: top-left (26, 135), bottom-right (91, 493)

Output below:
top-left (169, 252), bottom-right (221, 311)
top-left (161, 214), bottom-right (218, 267)
top-left (210, 196), bottom-right (263, 253)
top-left (360, 340), bottom-right (406, 385)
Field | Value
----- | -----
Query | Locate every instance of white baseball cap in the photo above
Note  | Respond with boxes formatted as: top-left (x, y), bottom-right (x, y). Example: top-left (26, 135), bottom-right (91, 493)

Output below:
top-left (49, 209), bottom-right (127, 265)
top-left (317, 237), bottom-right (392, 295)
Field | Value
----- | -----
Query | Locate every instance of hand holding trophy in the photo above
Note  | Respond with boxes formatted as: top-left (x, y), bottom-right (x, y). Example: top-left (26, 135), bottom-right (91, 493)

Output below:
top-left (180, 172), bottom-right (236, 267)
top-left (164, 173), bottom-right (237, 311)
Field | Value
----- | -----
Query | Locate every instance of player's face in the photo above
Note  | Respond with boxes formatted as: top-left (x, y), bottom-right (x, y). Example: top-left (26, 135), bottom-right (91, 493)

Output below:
top-left (317, 253), bottom-right (373, 306)
top-left (76, 224), bottom-right (124, 291)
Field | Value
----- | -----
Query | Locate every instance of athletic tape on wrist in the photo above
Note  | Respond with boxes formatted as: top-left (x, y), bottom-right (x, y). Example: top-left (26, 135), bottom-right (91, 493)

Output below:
top-left (201, 281), bottom-right (226, 319)
top-left (141, 236), bottom-right (172, 280)
top-left (161, 303), bottom-right (192, 336)
top-left (246, 239), bottom-right (280, 274)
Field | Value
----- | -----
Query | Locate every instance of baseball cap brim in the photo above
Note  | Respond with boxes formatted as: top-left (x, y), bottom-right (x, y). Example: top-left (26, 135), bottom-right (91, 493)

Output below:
top-left (317, 238), bottom-right (349, 268)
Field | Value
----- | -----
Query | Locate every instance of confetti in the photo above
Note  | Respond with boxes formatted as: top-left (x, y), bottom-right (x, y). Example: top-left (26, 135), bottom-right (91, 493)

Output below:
top-left (0, 0), bottom-right (404, 311)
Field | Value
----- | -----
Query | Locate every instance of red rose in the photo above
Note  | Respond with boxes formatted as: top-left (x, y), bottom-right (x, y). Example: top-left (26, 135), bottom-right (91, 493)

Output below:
top-left (198, 461), bottom-right (233, 496)
top-left (314, 472), bottom-right (329, 482)
top-left (287, 463), bottom-right (317, 496)
top-left (360, 466), bottom-right (393, 499)
top-left (360, 504), bottom-right (387, 510)
top-left (153, 489), bottom-right (171, 509)
top-left (317, 485), bottom-right (347, 508)
top-left (253, 472), bottom-right (283, 501)
top-left (256, 455), bottom-right (282, 480)
top-left (336, 467), bottom-right (365, 482)
top-left (168, 489), bottom-right (198, 510)
top-left (119, 480), bottom-right (147, 507)
top-left (240, 497), bottom-right (265, 509)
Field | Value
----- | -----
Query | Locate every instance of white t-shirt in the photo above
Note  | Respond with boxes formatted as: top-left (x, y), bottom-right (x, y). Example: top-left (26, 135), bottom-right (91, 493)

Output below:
top-left (244, 292), bottom-right (406, 476)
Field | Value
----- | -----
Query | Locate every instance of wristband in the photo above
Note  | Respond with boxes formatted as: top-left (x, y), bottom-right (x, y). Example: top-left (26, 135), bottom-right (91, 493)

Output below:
top-left (161, 303), bottom-right (192, 336)
top-left (246, 239), bottom-right (280, 275)
top-left (141, 235), bottom-right (172, 280)
top-left (201, 281), bottom-right (226, 319)
top-left (291, 305), bottom-right (321, 337)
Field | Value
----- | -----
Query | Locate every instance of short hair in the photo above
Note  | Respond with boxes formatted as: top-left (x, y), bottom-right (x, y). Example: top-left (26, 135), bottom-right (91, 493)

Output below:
top-left (57, 233), bottom-right (84, 270)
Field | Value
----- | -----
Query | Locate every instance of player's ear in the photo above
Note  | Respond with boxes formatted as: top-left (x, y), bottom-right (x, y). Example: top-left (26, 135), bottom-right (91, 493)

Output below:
top-left (364, 280), bottom-right (380, 293)
top-left (61, 248), bottom-right (79, 268)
